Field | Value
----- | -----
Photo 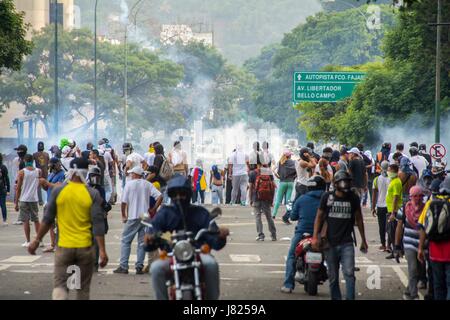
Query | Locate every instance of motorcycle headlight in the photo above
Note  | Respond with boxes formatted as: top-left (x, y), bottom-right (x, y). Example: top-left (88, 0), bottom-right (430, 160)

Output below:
top-left (173, 240), bottom-right (194, 262)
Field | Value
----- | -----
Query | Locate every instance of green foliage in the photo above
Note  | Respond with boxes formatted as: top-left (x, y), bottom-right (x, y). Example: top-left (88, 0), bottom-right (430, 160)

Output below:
top-left (0, 0), bottom-right (33, 72)
top-left (246, 4), bottom-right (397, 137)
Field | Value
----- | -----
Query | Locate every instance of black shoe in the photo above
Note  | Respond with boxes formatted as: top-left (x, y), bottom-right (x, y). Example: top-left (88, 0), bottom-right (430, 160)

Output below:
top-left (256, 236), bottom-right (265, 241)
top-left (385, 253), bottom-right (395, 259)
top-left (113, 267), bottom-right (129, 274)
top-left (136, 268), bottom-right (144, 275)
top-left (94, 265), bottom-right (99, 272)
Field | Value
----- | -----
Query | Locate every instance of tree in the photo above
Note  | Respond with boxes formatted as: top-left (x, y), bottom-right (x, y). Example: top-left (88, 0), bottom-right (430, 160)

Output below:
top-left (0, 26), bottom-right (184, 140)
top-left (0, 0), bottom-right (33, 72)
top-left (246, 4), bottom-right (397, 136)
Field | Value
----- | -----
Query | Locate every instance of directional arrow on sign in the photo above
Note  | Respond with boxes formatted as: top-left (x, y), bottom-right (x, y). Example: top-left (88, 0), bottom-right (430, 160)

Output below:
top-left (297, 74), bottom-right (302, 81)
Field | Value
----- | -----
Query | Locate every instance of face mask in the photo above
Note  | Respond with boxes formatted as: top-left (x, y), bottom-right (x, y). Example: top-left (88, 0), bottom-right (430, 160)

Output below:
top-left (388, 172), bottom-right (397, 179)
top-left (66, 169), bottom-right (88, 184)
top-left (124, 150), bottom-right (131, 156)
top-left (25, 162), bottom-right (33, 167)
top-left (336, 180), bottom-right (350, 193)
top-left (17, 151), bottom-right (26, 158)
top-left (149, 147), bottom-right (155, 153)
top-left (89, 175), bottom-right (101, 186)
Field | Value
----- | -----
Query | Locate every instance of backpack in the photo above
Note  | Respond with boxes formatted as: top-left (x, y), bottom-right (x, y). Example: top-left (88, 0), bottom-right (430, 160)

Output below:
top-left (255, 170), bottom-right (275, 202)
top-left (423, 197), bottom-right (450, 242)
top-left (159, 156), bottom-right (174, 181)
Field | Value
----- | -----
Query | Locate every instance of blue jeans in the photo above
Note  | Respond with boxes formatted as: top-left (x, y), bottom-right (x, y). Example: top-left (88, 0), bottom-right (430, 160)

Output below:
top-left (119, 219), bottom-right (145, 270)
top-left (150, 253), bottom-right (220, 300)
top-left (283, 232), bottom-right (303, 289)
top-left (324, 243), bottom-right (355, 300)
top-left (0, 193), bottom-right (7, 222)
top-left (431, 261), bottom-right (450, 300)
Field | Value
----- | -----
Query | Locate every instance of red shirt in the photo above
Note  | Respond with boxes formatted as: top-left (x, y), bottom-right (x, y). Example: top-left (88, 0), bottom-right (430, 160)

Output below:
top-left (430, 239), bottom-right (450, 262)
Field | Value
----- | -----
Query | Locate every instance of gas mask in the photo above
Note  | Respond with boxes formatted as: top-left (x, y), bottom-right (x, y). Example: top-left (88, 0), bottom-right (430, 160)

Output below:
top-left (336, 180), bottom-right (351, 193)
top-left (124, 149), bottom-right (131, 156)
top-left (89, 174), bottom-right (101, 186)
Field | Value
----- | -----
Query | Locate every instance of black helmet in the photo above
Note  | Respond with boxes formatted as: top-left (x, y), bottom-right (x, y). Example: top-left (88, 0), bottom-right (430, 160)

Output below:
top-left (306, 175), bottom-right (326, 191)
top-left (333, 170), bottom-right (352, 183)
top-left (122, 142), bottom-right (133, 152)
top-left (167, 174), bottom-right (192, 199)
top-left (299, 147), bottom-right (311, 161)
top-left (419, 144), bottom-right (426, 151)
top-left (88, 166), bottom-right (101, 176)
top-left (410, 142), bottom-right (418, 148)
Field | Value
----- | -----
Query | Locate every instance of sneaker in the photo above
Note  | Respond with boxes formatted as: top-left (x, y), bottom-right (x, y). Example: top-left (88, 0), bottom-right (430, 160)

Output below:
top-left (113, 267), bottom-right (129, 274)
top-left (385, 253), bottom-right (395, 259)
top-left (271, 236), bottom-right (277, 241)
top-left (378, 245), bottom-right (387, 252)
top-left (418, 281), bottom-right (427, 290)
top-left (13, 221), bottom-right (23, 225)
top-left (142, 265), bottom-right (150, 274)
top-left (403, 292), bottom-right (419, 300)
top-left (39, 242), bottom-right (45, 248)
top-left (136, 268), bottom-right (144, 275)
top-left (2, 221), bottom-right (8, 226)
top-left (280, 286), bottom-right (293, 294)
top-left (43, 246), bottom-right (55, 253)
top-left (256, 236), bottom-right (265, 241)
top-left (21, 241), bottom-right (30, 247)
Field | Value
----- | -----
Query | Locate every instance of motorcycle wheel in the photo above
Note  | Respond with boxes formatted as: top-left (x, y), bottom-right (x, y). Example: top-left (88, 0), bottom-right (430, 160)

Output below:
top-left (304, 270), bottom-right (318, 296)
top-left (181, 290), bottom-right (194, 300)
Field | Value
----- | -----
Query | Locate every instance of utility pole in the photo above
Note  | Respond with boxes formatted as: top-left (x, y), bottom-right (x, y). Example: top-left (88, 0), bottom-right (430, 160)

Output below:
top-left (429, 0), bottom-right (450, 143)
top-left (94, 0), bottom-right (99, 144)
top-left (54, 0), bottom-right (59, 138)
top-left (124, 28), bottom-right (128, 142)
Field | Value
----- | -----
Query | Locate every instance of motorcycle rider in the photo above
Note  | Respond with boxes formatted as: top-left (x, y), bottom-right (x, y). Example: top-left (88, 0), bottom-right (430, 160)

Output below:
top-left (144, 175), bottom-right (230, 300)
top-left (281, 175), bottom-right (327, 293)
top-left (312, 171), bottom-right (368, 300)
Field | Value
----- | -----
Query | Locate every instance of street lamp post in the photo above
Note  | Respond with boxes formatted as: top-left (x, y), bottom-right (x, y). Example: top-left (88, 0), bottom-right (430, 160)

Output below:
top-left (94, 0), bottom-right (98, 144)
top-left (54, 0), bottom-right (59, 138)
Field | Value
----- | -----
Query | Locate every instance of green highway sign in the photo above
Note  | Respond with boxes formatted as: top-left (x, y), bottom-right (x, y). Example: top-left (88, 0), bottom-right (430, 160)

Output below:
top-left (293, 71), bottom-right (366, 103)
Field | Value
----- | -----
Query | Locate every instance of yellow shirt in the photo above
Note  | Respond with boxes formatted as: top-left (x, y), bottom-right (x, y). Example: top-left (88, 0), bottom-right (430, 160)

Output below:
top-left (418, 195), bottom-right (450, 226)
top-left (56, 181), bottom-right (93, 248)
top-left (386, 177), bottom-right (403, 213)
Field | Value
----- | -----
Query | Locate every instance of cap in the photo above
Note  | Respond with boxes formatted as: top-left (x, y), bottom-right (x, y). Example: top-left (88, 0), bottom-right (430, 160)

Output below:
top-left (128, 166), bottom-right (144, 176)
top-left (283, 149), bottom-right (293, 157)
top-left (349, 147), bottom-right (361, 155)
top-left (70, 157), bottom-right (89, 169)
top-left (14, 144), bottom-right (27, 151)
top-left (49, 157), bottom-right (60, 164)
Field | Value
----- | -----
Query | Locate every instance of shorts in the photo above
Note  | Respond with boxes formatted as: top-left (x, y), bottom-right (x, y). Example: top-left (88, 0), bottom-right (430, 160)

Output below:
top-left (18, 202), bottom-right (39, 222)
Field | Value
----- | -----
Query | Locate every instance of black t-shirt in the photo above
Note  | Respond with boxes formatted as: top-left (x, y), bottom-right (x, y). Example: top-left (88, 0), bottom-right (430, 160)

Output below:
top-left (152, 154), bottom-right (167, 187)
top-left (319, 191), bottom-right (360, 246)
top-left (349, 158), bottom-right (366, 188)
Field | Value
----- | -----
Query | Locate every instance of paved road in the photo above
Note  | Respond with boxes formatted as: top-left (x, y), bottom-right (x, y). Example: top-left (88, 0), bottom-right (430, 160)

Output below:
top-left (0, 202), bottom-right (423, 300)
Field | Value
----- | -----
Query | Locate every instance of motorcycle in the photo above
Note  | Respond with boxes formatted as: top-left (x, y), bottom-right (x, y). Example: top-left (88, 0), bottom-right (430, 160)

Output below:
top-left (141, 205), bottom-right (222, 300)
top-left (294, 233), bottom-right (328, 296)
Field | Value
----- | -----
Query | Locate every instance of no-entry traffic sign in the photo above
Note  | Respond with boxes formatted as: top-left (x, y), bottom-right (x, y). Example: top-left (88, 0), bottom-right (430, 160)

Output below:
top-left (430, 143), bottom-right (446, 160)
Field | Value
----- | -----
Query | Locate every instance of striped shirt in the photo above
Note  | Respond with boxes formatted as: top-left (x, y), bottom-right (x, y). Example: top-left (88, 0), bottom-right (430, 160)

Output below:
top-left (399, 207), bottom-right (420, 252)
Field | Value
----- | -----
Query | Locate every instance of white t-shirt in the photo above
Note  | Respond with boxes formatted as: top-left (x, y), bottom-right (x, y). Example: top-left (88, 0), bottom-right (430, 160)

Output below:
top-left (121, 179), bottom-right (161, 220)
top-left (314, 163), bottom-right (333, 177)
top-left (102, 151), bottom-right (113, 176)
top-left (410, 155), bottom-right (429, 178)
top-left (388, 152), bottom-right (409, 164)
top-left (144, 152), bottom-right (155, 167)
top-left (228, 151), bottom-right (249, 176)
top-left (296, 160), bottom-right (311, 186)
top-left (373, 174), bottom-right (390, 208)
top-left (61, 157), bottom-right (74, 172)
top-left (170, 149), bottom-right (187, 167)
top-left (126, 152), bottom-right (144, 182)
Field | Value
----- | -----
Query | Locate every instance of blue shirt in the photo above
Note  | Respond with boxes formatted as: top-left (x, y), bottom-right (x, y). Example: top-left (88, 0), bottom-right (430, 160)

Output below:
top-left (47, 170), bottom-right (66, 198)
top-left (290, 190), bottom-right (324, 236)
top-left (145, 204), bottom-right (226, 251)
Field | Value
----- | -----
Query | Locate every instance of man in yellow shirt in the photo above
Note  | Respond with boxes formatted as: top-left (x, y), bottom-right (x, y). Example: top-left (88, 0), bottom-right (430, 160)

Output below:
top-left (28, 158), bottom-right (108, 300)
top-left (385, 163), bottom-right (403, 258)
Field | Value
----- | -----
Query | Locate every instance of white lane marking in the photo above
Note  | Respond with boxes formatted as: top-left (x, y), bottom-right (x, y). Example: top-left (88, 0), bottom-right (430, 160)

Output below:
top-left (392, 265), bottom-right (424, 300)
top-left (355, 257), bottom-right (373, 263)
top-left (266, 271), bottom-right (284, 274)
top-left (226, 242), bottom-right (289, 246)
top-left (10, 270), bottom-right (53, 274)
top-left (229, 254), bottom-right (261, 263)
top-left (0, 265), bottom-right (10, 271)
top-left (220, 278), bottom-right (241, 281)
top-left (1, 256), bottom-right (41, 263)
top-left (116, 254), bottom-right (137, 263)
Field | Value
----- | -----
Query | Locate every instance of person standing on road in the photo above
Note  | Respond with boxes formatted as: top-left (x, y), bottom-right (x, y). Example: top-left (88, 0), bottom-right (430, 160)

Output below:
top-left (191, 159), bottom-right (207, 205)
top-left (337, 146), bottom-right (349, 172)
top-left (409, 146), bottom-right (428, 178)
top-left (14, 154), bottom-right (42, 248)
top-left (399, 157), bottom-right (418, 203)
top-left (418, 144), bottom-right (432, 170)
top-left (114, 166), bottom-right (162, 275)
top-left (228, 145), bottom-right (249, 206)
top-left (306, 142), bottom-right (320, 162)
top-left (28, 157), bottom-right (108, 300)
top-left (362, 150), bottom-right (375, 208)
top-left (0, 153), bottom-right (11, 225)
top-left (348, 147), bottom-right (368, 200)
top-left (33, 141), bottom-right (50, 206)
top-left (389, 143), bottom-right (409, 165)
top-left (386, 163), bottom-right (403, 259)
top-left (249, 164), bottom-right (277, 241)
top-left (210, 165), bottom-right (224, 205)
top-left (294, 147), bottom-right (316, 201)
top-left (261, 141), bottom-right (275, 170)
top-left (169, 140), bottom-right (189, 176)
top-left (312, 171), bottom-right (368, 300)
top-left (394, 186), bottom-right (426, 300)
top-left (375, 143), bottom-right (391, 175)
top-left (371, 161), bottom-right (391, 252)
top-left (272, 150), bottom-right (297, 219)
top-left (39, 158), bottom-right (66, 252)
top-left (123, 142), bottom-right (145, 184)
top-left (281, 175), bottom-right (326, 293)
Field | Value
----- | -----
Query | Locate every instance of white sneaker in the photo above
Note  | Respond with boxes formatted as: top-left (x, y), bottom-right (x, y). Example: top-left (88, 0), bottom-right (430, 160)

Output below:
top-left (39, 242), bottom-right (45, 248)
top-left (13, 221), bottom-right (23, 225)
top-left (2, 221), bottom-right (8, 226)
top-left (21, 241), bottom-right (30, 248)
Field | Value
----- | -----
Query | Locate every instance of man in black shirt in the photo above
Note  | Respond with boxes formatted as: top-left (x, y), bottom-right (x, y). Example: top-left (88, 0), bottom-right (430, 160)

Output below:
top-left (312, 171), bottom-right (368, 300)
top-left (348, 147), bottom-right (368, 200)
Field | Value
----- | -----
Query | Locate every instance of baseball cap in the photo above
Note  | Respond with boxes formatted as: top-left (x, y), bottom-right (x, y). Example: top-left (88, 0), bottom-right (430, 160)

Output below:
top-left (49, 157), bottom-right (61, 164)
top-left (14, 144), bottom-right (27, 151)
top-left (129, 166), bottom-right (144, 176)
top-left (349, 147), bottom-right (361, 155)
top-left (70, 157), bottom-right (89, 169)
top-left (283, 149), bottom-right (293, 157)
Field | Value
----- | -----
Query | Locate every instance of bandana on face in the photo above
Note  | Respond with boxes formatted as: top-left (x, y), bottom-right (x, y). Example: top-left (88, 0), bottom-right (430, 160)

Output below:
top-left (65, 169), bottom-right (88, 184)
